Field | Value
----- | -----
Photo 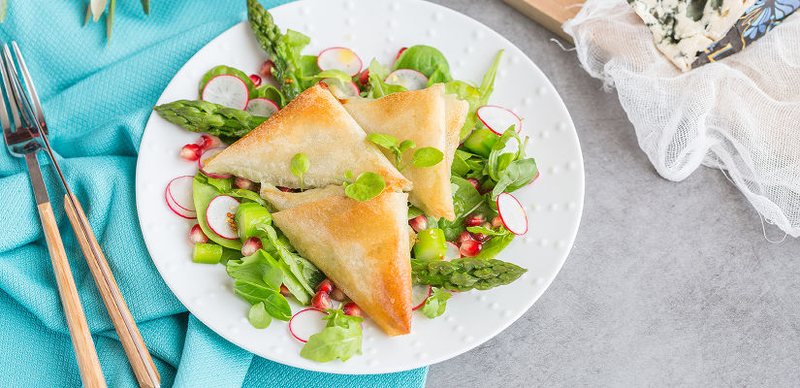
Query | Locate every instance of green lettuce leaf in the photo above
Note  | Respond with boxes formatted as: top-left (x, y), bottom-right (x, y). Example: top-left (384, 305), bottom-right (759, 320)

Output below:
top-left (300, 307), bottom-right (363, 362)
top-left (419, 287), bottom-right (451, 319)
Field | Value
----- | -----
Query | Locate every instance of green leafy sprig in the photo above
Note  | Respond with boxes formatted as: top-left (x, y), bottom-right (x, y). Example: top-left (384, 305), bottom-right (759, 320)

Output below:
top-left (419, 287), bottom-right (451, 319)
top-left (366, 133), bottom-right (444, 171)
top-left (290, 153), bottom-right (310, 191)
top-left (300, 307), bottom-right (363, 362)
top-left (336, 171), bottom-right (386, 202)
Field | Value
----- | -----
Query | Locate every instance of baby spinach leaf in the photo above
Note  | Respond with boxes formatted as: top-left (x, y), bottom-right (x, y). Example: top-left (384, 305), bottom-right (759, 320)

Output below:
top-left (253, 85), bottom-right (286, 107)
top-left (420, 287), bottom-right (451, 319)
top-left (344, 172), bottom-right (386, 201)
top-left (411, 147), bottom-right (444, 168)
top-left (300, 307), bottom-right (364, 362)
top-left (248, 302), bottom-right (272, 329)
top-left (394, 45), bottom-right (452, 81)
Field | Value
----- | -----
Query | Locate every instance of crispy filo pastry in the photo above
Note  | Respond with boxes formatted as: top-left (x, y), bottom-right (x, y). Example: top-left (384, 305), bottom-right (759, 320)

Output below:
top-left (271, 191), bottom-right (413, 336)
top-left (204, 84), bottom-right (410, 192)
top-left (342, 84), bottom-right (456, 220)
top-left (444, 94), bottom-right (469, 170)
top-left (259, 183), bottom-right (345, 211)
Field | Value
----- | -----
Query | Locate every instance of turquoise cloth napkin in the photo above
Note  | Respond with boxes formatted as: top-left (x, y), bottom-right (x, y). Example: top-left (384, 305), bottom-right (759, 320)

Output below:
top-left (0, 1), bottom-right (427, 386)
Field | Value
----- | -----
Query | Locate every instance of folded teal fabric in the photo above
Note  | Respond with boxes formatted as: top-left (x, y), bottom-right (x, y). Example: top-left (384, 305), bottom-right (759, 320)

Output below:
top-left (0, 1), bottom-right (427, 387)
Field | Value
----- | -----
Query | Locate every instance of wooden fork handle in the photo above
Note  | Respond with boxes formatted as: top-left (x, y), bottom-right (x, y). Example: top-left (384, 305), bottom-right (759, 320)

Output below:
top-left (64, 194), bottom-right (161, 388)
top-left (37, 202), bottom-right (107, 388)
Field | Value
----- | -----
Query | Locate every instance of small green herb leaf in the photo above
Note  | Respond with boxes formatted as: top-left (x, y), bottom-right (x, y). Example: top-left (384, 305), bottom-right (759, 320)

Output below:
top-left (344, 172), bottom-right (386, 202)
top-left (398, 140), bottom-right (416, 153)
top-left (248, 302), bottom-right (272, 329)
top-left (412, 147), bottom-right (444, 168)
top-left (419, 287), bottom-right (451, 318)
top-left (290, 153), bottom-right (310, 190)
top-left (367, 133), bottom-right (399, 149)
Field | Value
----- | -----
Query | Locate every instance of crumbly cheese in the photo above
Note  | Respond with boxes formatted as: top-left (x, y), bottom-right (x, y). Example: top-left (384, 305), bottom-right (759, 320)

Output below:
top-left (628, 0), bottom-right (755, 71)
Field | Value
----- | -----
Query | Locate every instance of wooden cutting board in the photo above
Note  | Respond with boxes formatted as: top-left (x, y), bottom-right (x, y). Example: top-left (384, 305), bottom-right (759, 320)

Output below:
top-left (503, 0), bottom-right (582, 42)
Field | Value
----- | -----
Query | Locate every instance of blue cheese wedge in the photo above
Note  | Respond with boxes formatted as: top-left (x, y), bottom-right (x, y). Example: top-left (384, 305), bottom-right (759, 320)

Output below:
top-left (628, 0), bottom-right (756, 71)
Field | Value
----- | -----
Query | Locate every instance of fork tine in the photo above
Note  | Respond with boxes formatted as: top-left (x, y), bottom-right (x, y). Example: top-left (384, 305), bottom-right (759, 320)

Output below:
top-left (0, 58), bottom-right (10, 135)
top-left (11, 42), bottom-right (47, 132)
top-left (2, 44), bottom-right (37, 131)
top-left (0, 46), bottom-right (22, 134)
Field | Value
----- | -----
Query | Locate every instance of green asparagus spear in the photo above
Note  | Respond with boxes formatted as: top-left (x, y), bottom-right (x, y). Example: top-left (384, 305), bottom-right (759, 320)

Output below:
top-left (153, 100), bottom-right (267, 141)
top-left (411, 257), bottom-right (527, 292)
top-left (247, 0), bottom-right (308, 100)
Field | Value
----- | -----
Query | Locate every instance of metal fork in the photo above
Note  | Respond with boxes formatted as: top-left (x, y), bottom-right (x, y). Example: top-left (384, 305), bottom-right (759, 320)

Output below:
top-left (2, 43), bottom-right (160, 388)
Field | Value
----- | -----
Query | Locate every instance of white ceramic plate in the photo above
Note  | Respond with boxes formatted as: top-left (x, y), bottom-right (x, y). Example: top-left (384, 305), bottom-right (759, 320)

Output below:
top-left (136, 0), bottom-right (584, 374)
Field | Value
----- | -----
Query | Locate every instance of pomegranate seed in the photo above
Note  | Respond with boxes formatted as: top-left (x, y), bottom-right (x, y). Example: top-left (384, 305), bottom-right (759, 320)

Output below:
top-left (357, 69), bottom-right (369, 85)
top-left (316, 279), bottom-right (334, 294)
top-left (234, 177), bottom-right (255, 191)
top-left (491, 216), bottom-right (504, 229)
top-left (180, 144), bottom-right (202, 161)
top-left (457, 231), bottom-right (475, 245)
top-left (460, 240), bottom-right (482, 257)
top-left (277, 186), bottom-right (300, 193)
top-left (241, 237), bottom-right (262, 256)
top-left (342, 302), bottom-right (363, 318)
top-left (467, 178), bottom-right (481, 192)
top-left (197, 134), bottom-right (222, 150)
top-left (189, 224), bottom-right (208, 244)
top-left (249, 74), bottom-right (262, 87)
top-left (409, 214), bottom-right (428, 232)
top-left (280, 284), bottom-right (292, 297)
top-left (330, 287), bottom-right (347, 301)
top-left (465, 214), bottom-right (485, 227)
top-left (396, 47), bottom-right (407, 60)
top-left (311, 291), bottom-right (332, 310)
top-left (259, 60), bottom-right (275, 78)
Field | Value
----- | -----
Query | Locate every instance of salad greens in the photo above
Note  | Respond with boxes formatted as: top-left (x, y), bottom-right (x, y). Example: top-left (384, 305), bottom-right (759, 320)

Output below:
top-left (394, 45), bottom-right (453, 84)
top-left (419, 287), bottom-right (451, 319)
top-left (366, 133), bottom-right (444, 171)
top-left (300, 307), bottom-right (364, 362)
top-left (365, 59), bottom-right (407, 99)
top-left (411, 257), bottom-right (527, 292)
top-left (337, 171), bottom-right (386, 202)
top-left (249, 302), bottom-right (272, 329)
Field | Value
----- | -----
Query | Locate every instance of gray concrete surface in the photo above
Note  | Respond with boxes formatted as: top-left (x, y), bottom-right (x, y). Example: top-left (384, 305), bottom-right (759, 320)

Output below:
top-left (424, 1), bottom-right (800, 387)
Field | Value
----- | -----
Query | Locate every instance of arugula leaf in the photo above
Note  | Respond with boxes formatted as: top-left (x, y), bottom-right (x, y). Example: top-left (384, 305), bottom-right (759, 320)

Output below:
top-left (248, 302), bottom-right (272, 329)
top-left (477, 50), bottom-right (503, 106)
top-left (343, 172), bottom-right (385, 201)
top-left (446, 50), bottom-right (503, 139)
top-left (394, 45), bottom-right (452, 82)
top-left (290, 153), bottom-right (310, 190)
top-left (411, 147), bottom-right (444, 168)
top-left (419, 287), bottom-right (451, 319)
top-left (438, 176), bottom-right (495, 241)
top-left (466, 225), bottom-right (510, 236)
top-left (366, 59), bottom-right (407, 98)
top-left (300, 307), bottom-right (364, 362)
top-left (199, 65), bottom-right (256, 98)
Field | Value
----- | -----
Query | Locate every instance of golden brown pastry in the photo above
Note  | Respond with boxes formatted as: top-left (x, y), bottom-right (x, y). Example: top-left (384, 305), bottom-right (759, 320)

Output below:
top-left (271, 191), bottom-right (413, 336)
top-left (342, 84), bottom-right (456, 220)
top-left (204, 84), bottom-right (411, 192)
top-left (444, 94), bottom-right (469, 171)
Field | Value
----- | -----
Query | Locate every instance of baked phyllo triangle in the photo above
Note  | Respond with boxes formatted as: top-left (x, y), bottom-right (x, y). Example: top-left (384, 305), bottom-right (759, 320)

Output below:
top-left (259, 183), bottom-right (345, 211)
top-left (203, 83), bottom-right (411, 192)
top-left (271, 191), bottom-right (413, 336)
top-left (444, 94), bottom-right (469, 171)
top-left (342, 84), bottom-right (459, 220)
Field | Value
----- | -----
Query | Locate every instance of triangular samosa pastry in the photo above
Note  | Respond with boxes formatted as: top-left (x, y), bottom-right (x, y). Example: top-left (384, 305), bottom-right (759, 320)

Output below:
top-left (204, 84), bottom-right (411, 191)
top-left (271, 191), bottom-right (413, 336)
top-left (342, 84), bottom-right (457, 220)
top-left (259, 183), bottom-right (345, 211)
top-left (444, 94), bottom-right (469, 170)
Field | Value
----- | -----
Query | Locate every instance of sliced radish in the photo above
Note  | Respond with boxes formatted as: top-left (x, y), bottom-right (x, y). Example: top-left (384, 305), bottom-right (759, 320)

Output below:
top-left (205, 195), bottom-right (240, 239)
top-left (476, 105), bottom-right (522, 135)
top-left (322, 78), bottom-right (360, 99)
top-left (245, 98), bottom-right (279, 118)
top-left (166, 175), bottom-right (196, 213)
top-left (411, 285), bottom-right (432, 311)
top-left (198, 148), bottom-right (232, 179)
top-left (445, 241), bottom-right (461, 261)
top-left (289, 308), bottom-right (329, 343)
top-left (165, 187), bottom-right (196, 219)
top-left (496, 193), bottom-right (528, 235)
top-left (317, 47), bottom-right (362, 77)
top-left (385, 69), bottom-right (428, 91)
top-left (201, 74), bottom-right (249, 110)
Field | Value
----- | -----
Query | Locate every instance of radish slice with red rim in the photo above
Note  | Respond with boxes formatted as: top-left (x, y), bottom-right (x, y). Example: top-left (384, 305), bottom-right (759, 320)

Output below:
top-left (444, 241), bottom-right (461, 261)
top-left (411, 285), bottom-right (432, 311)
top-left (201, 74), bottom-right (249, 110)
top-left (245, 98), bottom-right (279, 118)
top-left (322, 78), bottom-right (360, 98)
top-left (198, 148), bottom-right (232, 179)
top-left (317, 47), bottom-right (362, 77)
top-left (165, 186), bottom-right (196, 219)
top-left (289, 308), bottom-right (329, 343)
top-left (496, 193), bottom-right (528, 235)
top-left (205, 195), bottom-right (240, 239)
top-left (166, 175), bottom-right (196, 213)
top-left (385, 69), bottom-right (428, 91)
top-left (476, 105), bottom-right (522, 135)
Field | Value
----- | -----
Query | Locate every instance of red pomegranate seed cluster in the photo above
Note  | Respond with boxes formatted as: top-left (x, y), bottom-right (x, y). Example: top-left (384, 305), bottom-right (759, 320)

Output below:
top-left (311, 279), bottom-right (360, 317)
top-left (180, 134), bottom-right (223, 162)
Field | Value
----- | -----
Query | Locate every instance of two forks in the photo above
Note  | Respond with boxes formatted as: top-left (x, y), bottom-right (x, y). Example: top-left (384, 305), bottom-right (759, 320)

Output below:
top-left (1, 42), bottom-right (160, 388)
